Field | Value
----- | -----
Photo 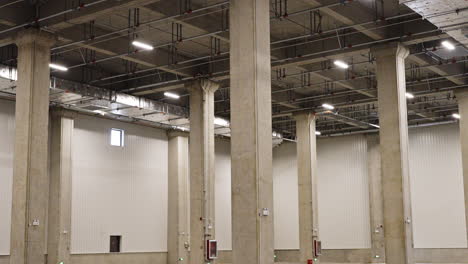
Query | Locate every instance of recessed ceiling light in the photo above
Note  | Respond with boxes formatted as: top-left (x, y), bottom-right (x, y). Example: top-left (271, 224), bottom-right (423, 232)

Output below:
top-left (164, 92), bottom-right (180, 99)
top-left (132, 40), bottom-right (154, 51)
top-left (272, 131), bottom-right (282, 138)
top-left (322, 103), bottom-right (334, 110)
top-left (441, 40), bottom-right (455, 50)
top-left (173, 125), bottom-right (188, 131)
top-left (49, 63), bottom-right (68, 71)
top-left (405, 92), bottom-right (415, 99)
top-left (214, 117), bottom-right (229, 127)
top-left (334, 60), bottom-right (349, 69)
top-left (315, 131), bottom-right (321, 135)
top-left (92, 110), bottom-right (106, 116)
top-left (452, 113), bottom-right (461, 119)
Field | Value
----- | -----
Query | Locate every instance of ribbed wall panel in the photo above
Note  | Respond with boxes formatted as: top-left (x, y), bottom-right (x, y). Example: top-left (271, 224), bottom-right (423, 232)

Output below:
top-left (71, 115), bottom-right (168, 253)
top-left (317, 135), bottom-right (372, 249)
top-left (0, 100), bottom-right (14, 255)
top-left (215, 139), bottom-right (232, 250)
top-left (273, 143), bottom-right (300, 249)
top-left (409, 124), bottom-right (468, 248)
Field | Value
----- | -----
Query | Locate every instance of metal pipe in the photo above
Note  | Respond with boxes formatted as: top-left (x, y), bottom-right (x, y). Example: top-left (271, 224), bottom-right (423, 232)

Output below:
top-left (0, 0), bottom-right (109, 36)
top-left (51, 1), bottom-right (230, 52)
top-left (0, 0), bottom-right (22, 9)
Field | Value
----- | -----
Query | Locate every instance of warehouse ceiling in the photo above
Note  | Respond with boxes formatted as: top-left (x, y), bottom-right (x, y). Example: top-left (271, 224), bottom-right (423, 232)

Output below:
top-left (0, 0), bottom-right (467, 139)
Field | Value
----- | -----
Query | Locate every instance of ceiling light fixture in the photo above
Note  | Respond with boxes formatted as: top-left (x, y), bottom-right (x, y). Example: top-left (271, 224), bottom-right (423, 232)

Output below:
top-left (322, 103), bottom-right (335, 110)
top-left (164, 92), bottom-right (180, 99)
top-left (334, 60), bottom-right (349, 69)
top-left (49, 63), bottom-right (68, 72)
top-left (93, 110), bottom-right (106, 116)
top-left (441, 40), bottom-right (455, 50)
top-left (315, 131), bottom-right (321, 136)
top-left (370, 124), bottom-right (380, 128)
top-left (405, 92), bottom-right (415, 99)
top-left (214, 117), bottom-right (230, 127)
top-left (132, 40), bottom-right (154, 51)
top-left (452, 113), bottom-right (461, 119)
top-left (272, 131), bottom-right (282, 138)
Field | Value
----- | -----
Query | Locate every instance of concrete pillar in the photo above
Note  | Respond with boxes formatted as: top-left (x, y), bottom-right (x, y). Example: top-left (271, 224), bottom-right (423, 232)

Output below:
top-left (372, 42), bottom-right (413, 264)
top-left (454, 88), bottom-right (468, 241)
top-left (47, 111), bottom-right (74, 264)
top-left (229, 0), bottom-right (274, 263)
top-left (187, 79), bottom-right (219, 264)
top-left (293, 112), bottom-right (319, 263)
top-left (10, 28), bottom-right (56, 264)
top-left (366, 135), bottom-right (385, 262)
top-left (167, 131), bottom-right (190, 264)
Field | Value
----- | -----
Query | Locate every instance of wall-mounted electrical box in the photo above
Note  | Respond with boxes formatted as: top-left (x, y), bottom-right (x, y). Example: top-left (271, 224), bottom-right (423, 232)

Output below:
top-left (314, 240), bottom-right (322, 257)
top-left (206, 240), bottom-right (218, 260)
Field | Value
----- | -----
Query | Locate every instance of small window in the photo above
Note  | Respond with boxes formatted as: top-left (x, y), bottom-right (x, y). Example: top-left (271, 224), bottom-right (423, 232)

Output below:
top-left (110, 128), bottom-right (124, 147)
top-left (110, 235), bottom-right (121, 253)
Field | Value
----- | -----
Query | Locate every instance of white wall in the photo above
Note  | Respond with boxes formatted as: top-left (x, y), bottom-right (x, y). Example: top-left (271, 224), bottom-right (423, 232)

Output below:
top-left (317, 135), bottom-right (372, 249)
top-left (1, 98), bottom-right (467, 253)
top-left (215, 136), bottom-right (372, 250)
top-left (273, 143), bottom-right (300, 249)
top-left (71, 115), bottom-right (168, 253)
top-left (409, 124), bottom-right (468, 248)
top-left (0, 100), bottom-right (14, 255)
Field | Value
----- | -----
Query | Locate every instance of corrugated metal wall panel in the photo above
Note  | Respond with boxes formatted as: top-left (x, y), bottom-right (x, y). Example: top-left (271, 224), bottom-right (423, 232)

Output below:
top-left (0, 100), bottom-right (14, 255)
top-left (71, 115), bottom-right (168, 253)
top-left (409, 124), bottom-right (468, 248)
top-left (215, 139), bottom-right (232, 250)
top-left (317, 134), bottom-right (372, 249)
top-left (273, 143), bottom-right (300, 250)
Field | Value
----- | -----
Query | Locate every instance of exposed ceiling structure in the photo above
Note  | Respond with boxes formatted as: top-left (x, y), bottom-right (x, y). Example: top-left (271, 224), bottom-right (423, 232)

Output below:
top-left (0, 0), bottom-right (467, 139)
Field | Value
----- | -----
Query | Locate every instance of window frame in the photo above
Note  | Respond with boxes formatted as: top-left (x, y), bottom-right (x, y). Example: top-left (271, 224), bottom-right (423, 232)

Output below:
top-left (110, 128), bottom-right (125, 147)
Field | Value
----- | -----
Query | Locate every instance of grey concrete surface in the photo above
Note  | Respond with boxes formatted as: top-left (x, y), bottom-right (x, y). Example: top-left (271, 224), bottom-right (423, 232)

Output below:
top-left (47, 112), bottom-right (74, 264)
top-left (167, 131), bottom-right (190, 264)
top-left (366, 135), bottom-right (386, 263)
top-left (229, 0), bottom-right (274, 263)
top-left (70, 252), bottom-right (167, 264)
top-left (454, 88), bottom-right (468, 243)
top-left (187, 79), bottom-right (219, 264)
top-left (294, 112), bottom-right (319, 263)
top-left (372, 42), bottom-right (413, 264)
top-left (10, 28), bottom-right (56, 264)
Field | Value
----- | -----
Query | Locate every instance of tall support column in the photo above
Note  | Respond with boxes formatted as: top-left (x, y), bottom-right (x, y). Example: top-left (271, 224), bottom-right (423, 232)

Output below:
top-left (372, 42), bottom-right (413, 264)
top-left (454, 88), bottom-right (468, 240)
top-left (168, 131), bottom-right (190, 264)
top-left (366, 135), bottom-right (386, 262)
top-left (187, 79), bottom-right (219, 264)
top-left (10, 28), bottom-right (56, 264)
top-left (294, 112), bottom-right (319, 263)
top-left (47, 111), bottom-right (74, 264)
top-left (230, 0), bottom-right (274, 264)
